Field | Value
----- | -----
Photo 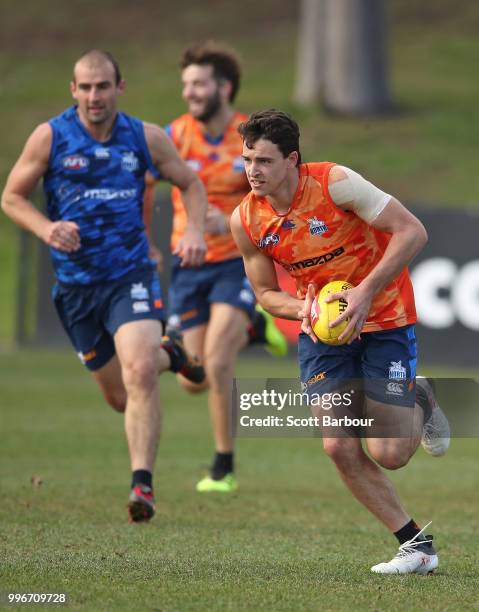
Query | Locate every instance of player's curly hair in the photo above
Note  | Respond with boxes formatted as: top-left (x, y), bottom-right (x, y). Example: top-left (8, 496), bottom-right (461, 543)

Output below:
top-left (180, 41), bottom-right (241, 102)
top-left (238, 110), bottom-right (302, 166)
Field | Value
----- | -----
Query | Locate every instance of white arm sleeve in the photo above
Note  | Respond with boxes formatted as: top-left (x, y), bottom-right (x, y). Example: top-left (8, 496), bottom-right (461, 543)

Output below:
top-left (328, 165), bottom-right (392, 224)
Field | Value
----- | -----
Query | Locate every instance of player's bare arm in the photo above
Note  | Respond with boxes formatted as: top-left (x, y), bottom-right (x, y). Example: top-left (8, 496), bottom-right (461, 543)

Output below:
top-left (231, 207), bottom-right (303, 313)
top-left (326, 166), bottom-right (428, 343)
top-left (142, 170), bottom-right (164, 271)
top-left (144, 122), bottom-right (207, 267)
top-left (1, 123), bottom-right (80, 252)
top-left (142, 171), bottom-right (155, 239)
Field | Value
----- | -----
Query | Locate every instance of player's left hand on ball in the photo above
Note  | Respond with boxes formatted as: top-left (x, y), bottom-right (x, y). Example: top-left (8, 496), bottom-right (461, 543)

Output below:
top-left (298, 283), bottom-right (318, 343)
top-left (327, 284), bottom-right (372, 343)
top-left (174, 228), bottom-right (207, 267)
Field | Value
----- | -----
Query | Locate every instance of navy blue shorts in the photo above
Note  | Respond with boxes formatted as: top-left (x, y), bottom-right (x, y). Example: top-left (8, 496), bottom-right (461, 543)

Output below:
top-left (168, 256), bottom-right (256, 331)
top-left (53, 268), bottom-right (165, 371)
top-left (298, 325), bottom-right (417, 407)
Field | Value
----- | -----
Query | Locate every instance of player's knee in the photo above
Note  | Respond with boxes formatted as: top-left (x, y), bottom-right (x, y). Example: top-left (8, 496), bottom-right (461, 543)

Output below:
top-left (323, 438), bottom-right (360, 468)
top-left (204, 356), bottom-right (231, 386)
top-left (369, 443), bottom-right (412, 470)
top-left (122, 359), bottom-right (158, 393)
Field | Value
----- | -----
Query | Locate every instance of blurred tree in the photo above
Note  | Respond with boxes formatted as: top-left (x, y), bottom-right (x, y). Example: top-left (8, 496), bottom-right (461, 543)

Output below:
top-left (294, 0), bottom-right (393, 114)
top-left (294, 0), bottom-right (325, 105)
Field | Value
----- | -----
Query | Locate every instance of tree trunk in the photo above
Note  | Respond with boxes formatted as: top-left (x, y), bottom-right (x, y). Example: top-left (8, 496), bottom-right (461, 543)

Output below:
top-left (294, 0), bottom-right (393, 115)
top-left (293, 0), bottom-right (325, 105)
top-left (323, 0), bottom-right (392, 114)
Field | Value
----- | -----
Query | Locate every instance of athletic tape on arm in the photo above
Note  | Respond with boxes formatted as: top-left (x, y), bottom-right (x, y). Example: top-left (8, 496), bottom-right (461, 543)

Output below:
top-left (328, 166), bottom-right (392, 224)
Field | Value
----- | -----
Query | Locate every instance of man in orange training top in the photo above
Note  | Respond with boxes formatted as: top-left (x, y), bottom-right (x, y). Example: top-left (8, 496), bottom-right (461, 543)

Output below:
top-left (145, 43), bottom-right (287, 493)
top-left (230, 109), bottom-right (450, 574)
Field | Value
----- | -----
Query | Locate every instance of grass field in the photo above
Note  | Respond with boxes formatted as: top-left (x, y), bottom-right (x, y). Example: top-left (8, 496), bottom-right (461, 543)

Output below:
top-left (1, 350), bottom-right (478, 611)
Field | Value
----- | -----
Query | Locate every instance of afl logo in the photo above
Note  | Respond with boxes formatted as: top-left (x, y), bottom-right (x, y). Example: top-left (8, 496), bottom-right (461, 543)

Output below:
top-left (63, 155), bottom-right (89, 170)
top-left (257, 233), bottom-right (280, 249)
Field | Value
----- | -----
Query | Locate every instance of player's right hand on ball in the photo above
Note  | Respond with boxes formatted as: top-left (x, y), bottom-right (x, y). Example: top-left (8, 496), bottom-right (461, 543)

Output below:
top-left (43, 220), bottom-right (81, 252)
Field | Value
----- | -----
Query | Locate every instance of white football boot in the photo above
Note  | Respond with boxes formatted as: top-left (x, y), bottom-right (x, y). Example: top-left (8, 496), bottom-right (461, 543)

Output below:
top-left (416, 376), bottom-right (451, 457)
top-left (371, 522), bottom-right (438, 575)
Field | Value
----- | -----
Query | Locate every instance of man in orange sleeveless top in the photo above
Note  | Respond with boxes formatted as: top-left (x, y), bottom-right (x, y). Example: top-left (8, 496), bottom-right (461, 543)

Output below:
top-left (145, 44), bottom-right (287, 493)
top-left (231, 110), bottom-right (450, 575)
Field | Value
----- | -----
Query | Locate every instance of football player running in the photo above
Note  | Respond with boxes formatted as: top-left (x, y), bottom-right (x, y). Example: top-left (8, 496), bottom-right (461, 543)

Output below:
top-left (145, 43), bottom-right (287, 493)
top-left (2, 50), bottom-right (208, 522)
top-left (230, 109), bottom-right (450, 574)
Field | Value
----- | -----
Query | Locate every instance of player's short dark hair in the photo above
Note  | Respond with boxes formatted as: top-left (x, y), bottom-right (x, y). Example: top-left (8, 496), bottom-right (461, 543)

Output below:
top-left (74, 49), bottom-right (122, 85)
top-left (238, 109), bottom-right (302, 166)
top-left (180, 41), bottom-right (241, 102)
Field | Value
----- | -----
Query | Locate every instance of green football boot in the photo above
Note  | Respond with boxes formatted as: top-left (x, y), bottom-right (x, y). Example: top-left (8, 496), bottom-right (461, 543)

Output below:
top-left (255, 305), bottom-right (288, 357)
top-left (196, 473), bottom-right (238, 493)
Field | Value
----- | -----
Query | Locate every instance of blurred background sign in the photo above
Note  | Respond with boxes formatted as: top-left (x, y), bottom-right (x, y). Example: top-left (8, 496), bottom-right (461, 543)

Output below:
top-left (411, 209), bottom-right (479, 366)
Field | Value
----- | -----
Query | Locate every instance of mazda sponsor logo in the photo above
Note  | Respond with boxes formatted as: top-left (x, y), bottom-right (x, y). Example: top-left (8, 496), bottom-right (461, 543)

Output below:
top-left (283, 246), bottom-right (345, 271)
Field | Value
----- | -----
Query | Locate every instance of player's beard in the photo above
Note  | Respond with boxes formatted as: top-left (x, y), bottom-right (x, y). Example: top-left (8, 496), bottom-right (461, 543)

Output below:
top-left (194, 89), bottom-right (222, 123)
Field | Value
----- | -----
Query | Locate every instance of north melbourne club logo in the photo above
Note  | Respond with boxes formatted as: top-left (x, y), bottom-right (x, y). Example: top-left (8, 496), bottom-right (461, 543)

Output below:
top-left (308, 217), bottom-right (328, 236)
top-left (130, 283), bottom-right (149, 300)
top-left (388, 360), bottom-right (406, 380)
top-left (121, 151), bottom-right (139, 172)
top-left (239, 289), bottom-right (255, 304)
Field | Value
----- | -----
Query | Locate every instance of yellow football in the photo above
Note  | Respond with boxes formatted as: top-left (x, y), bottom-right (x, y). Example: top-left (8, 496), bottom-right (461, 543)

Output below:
top-left (310, 280), bottom-right (354, 345)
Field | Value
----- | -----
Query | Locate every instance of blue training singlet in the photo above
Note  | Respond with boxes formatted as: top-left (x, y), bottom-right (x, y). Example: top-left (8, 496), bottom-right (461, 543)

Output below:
top-left (43, 106), bottom-right (159, 285)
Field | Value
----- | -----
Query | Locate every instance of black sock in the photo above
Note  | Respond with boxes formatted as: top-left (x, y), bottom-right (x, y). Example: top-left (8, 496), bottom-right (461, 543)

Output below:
top-left (161, 336), bottom-right (186, 373)
top-left (248, 310), bottom-right (266, 345)
top-left (416, 382), bottom-right (433, 423)
top-left (131, 469), bottom-right (153, 490)
top-left (211, 452), bottom-right (233, 480)
top-left (394, 519), bottom-right (425, 545)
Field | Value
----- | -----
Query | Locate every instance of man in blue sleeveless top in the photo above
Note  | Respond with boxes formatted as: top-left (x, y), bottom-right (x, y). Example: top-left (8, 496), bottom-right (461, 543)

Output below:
top-left (1, 50), bottom-right (208, 523)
